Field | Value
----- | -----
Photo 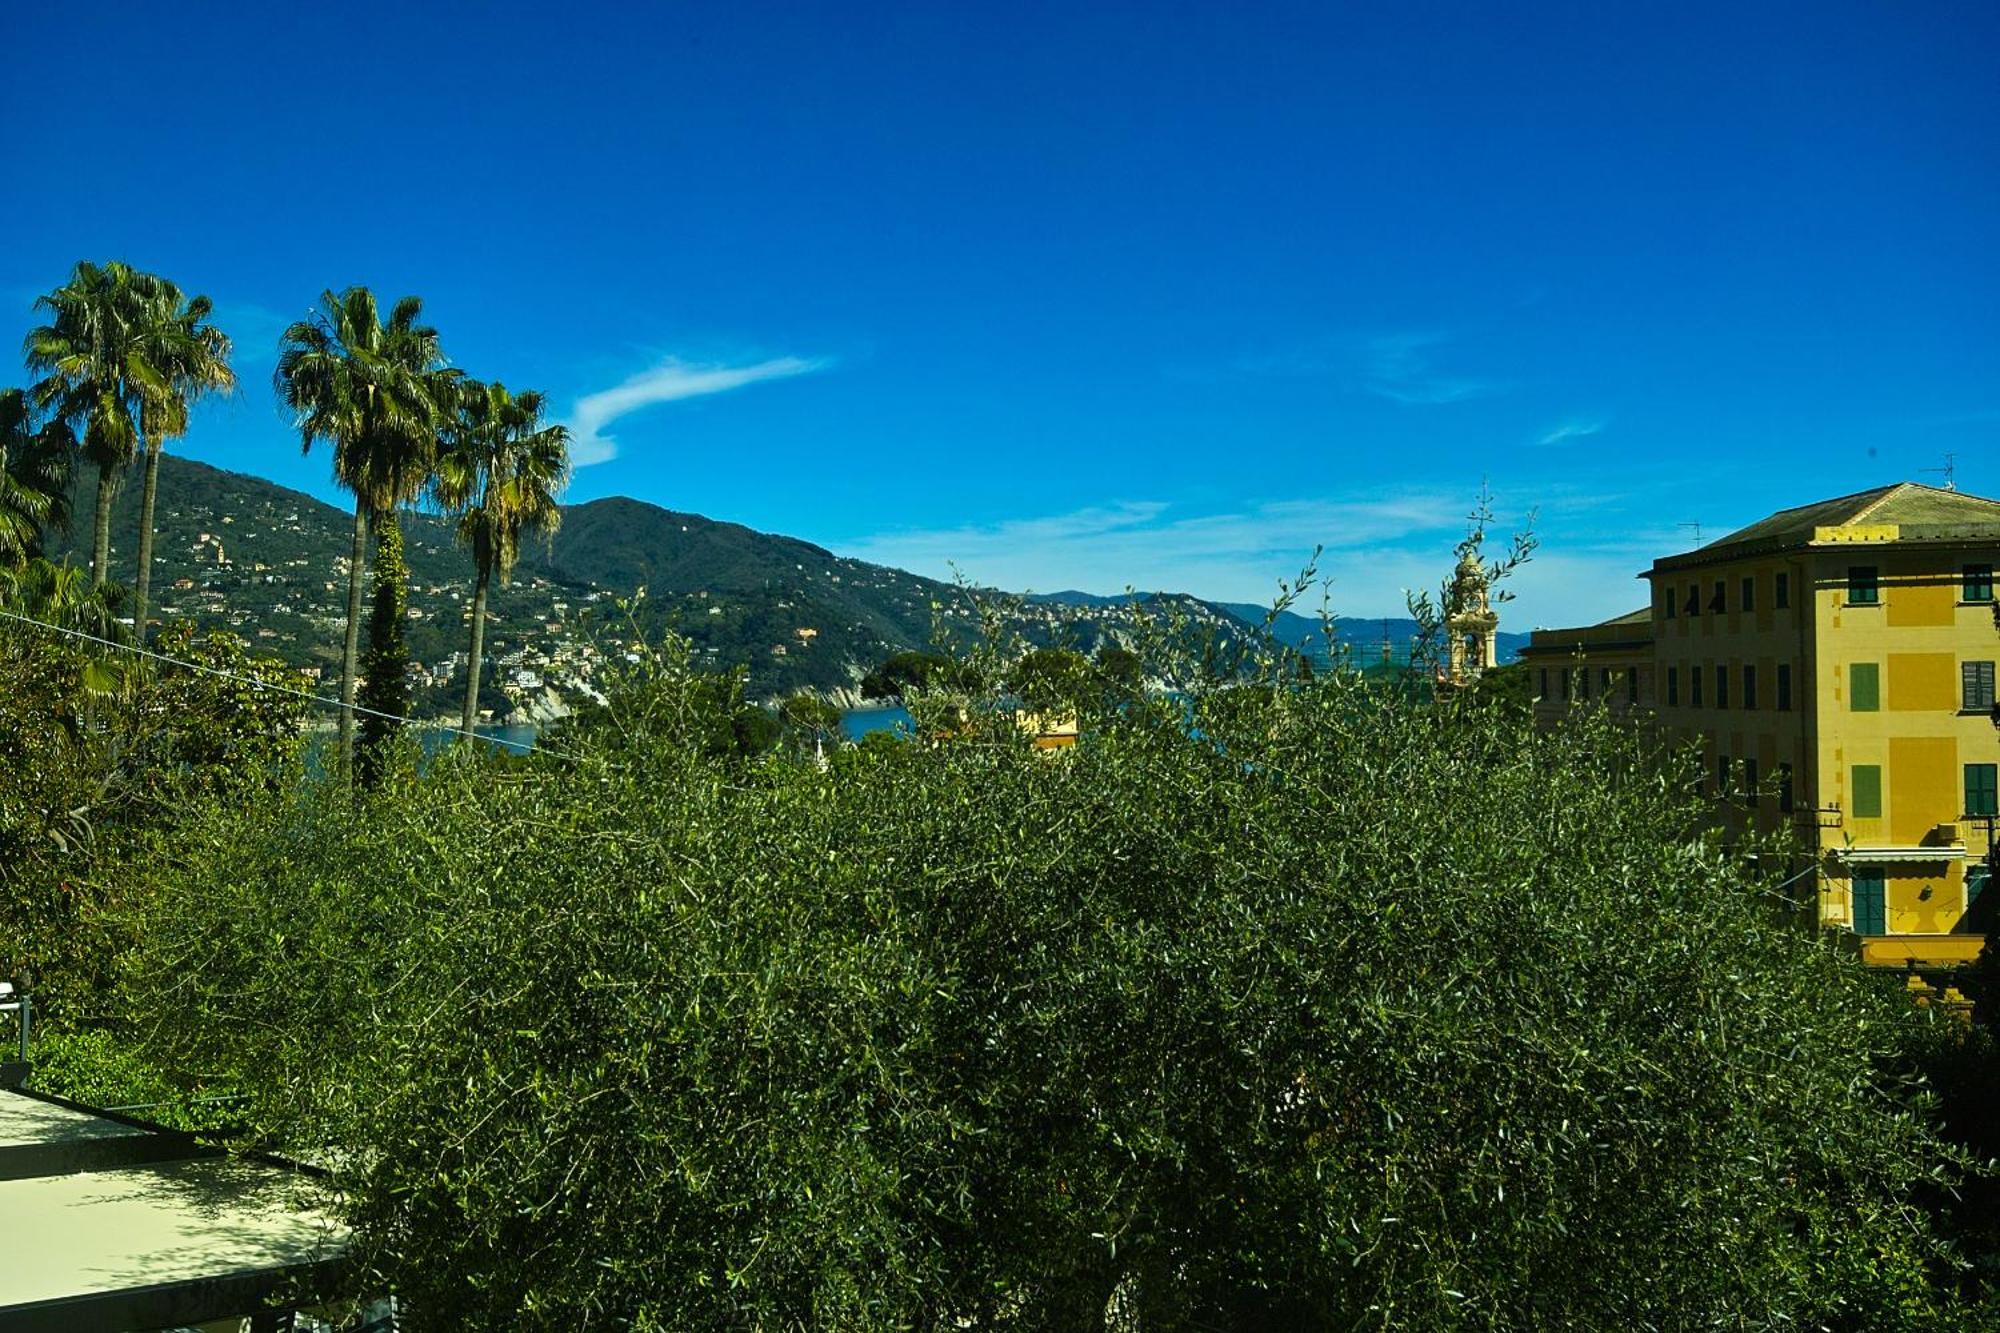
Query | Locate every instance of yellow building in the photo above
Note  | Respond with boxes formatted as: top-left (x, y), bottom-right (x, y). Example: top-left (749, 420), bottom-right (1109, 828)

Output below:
top-left (1521, 483), bottom-right (1999, 969)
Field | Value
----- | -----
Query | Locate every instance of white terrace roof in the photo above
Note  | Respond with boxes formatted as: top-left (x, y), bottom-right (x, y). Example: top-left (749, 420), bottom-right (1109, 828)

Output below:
top-left (0, 1088), bottom-right (346, 1331)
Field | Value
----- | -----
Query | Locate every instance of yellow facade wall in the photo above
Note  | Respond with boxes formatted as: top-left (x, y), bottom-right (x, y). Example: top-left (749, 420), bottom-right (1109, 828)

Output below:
top-left (1886, 736), bottom-right (1957, 845)
top-left (1885, 652), bottom-right (1956, 711)
top-left (1887, 579), bottom-right (1956, 628)
top-left (1535, 524), bottom-right (1998, 963)
top-left (1811, 547), bottom-right (1995, 946)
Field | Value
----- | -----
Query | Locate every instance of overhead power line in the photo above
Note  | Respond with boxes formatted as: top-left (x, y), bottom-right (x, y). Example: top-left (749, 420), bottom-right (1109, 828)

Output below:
top-left (0, 606), bottom-right (577, 761)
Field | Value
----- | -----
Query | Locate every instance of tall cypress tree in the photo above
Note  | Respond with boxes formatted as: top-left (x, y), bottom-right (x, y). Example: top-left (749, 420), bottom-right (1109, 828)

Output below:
top-left (355, 512), bottom-right (411, 786)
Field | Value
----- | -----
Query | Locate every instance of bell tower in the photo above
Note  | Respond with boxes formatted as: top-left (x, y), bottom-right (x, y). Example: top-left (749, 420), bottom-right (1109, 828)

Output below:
top-left (1445, 540), bottom-right (1499, 685)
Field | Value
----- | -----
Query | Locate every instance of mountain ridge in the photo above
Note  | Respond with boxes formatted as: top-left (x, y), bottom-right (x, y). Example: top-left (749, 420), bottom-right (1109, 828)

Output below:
top-left (39, 455), bottom-right (1263, 707)
top-left (39, 455), bottom-right (1524, 711)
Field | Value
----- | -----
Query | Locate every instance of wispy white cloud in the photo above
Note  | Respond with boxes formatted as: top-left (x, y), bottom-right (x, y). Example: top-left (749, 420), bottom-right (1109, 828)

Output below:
top-left (1360, 332), bottom-right (1507, 405)
top-left (840, 487), bottom-right (1664, 630)
top-left (564, 355), bottom-right (829, 466)
top-left (211, 300), bottom-right (294, 371)
top-left (1536, 418), bottom-right (1605, 447)
top-left (1230, 330), bottom-right (1507, 405)
top-left (843, 492), bottom-right (1473, 614)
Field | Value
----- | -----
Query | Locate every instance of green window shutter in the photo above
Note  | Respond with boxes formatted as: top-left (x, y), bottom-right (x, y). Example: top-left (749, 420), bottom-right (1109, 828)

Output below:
top-left (1964, 661), bottom-right (1996, 712)
top-left (1967, 764), bottom-right (1999, 818)
top-left (1850, 662), bottom-right (1879, 712)
top-left (1851, 764), bottom-right (1882, 819)
top-left (1852, 871), bottom-right (1886, 934)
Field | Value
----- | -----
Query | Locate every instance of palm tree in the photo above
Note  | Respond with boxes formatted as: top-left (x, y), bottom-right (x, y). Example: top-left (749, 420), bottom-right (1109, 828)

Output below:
top-left (23, 261), bottom-right (158, 586)
top-left (0, 388), bottom-right (75, 567)
top-left (128, 283), bottom-right (235, 638)
top-left (0, 555), bottom-right (123, 644)
top-left (433, 379), bottom-right (571, 736)
top-left (275, 288), bottom-right (452, 771)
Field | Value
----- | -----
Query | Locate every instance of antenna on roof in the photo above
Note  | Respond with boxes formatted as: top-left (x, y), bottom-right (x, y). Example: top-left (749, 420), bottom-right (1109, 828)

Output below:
top-left (1677, 521), bottom-right (1703, 546)
top-left (1919, 452), bottom-right (1957, 491)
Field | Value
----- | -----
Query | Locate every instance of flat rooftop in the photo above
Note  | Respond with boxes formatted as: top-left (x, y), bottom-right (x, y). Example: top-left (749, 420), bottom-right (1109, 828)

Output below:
top-left (0, 1088), bottom-right (346, 1332)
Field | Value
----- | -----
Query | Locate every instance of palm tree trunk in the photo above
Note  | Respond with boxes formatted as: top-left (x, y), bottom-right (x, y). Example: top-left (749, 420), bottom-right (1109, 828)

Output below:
top-left (90, 465), bottom-right (116, 587)
top-left (131, 441), bottom-right (162, 640)
top-left (461, 557), bottom-right (491, 738)
top-left (339, 501), bottom-right (370, 774)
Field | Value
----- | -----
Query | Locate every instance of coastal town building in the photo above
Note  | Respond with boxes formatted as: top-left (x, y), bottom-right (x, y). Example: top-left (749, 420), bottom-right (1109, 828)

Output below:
top-left (1520, 483), bottom-right (1999, 970)
top-left (1444, 544), bottom-right (1501, 686)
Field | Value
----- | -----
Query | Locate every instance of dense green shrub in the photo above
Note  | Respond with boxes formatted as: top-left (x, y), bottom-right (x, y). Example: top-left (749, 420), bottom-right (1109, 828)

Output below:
top-left (122, 638), bottom-right (1982, 1328)
top-left (0, 621), bottom-right (306, 1019)
top-left (25, 1028), bottom-right (240, 1132)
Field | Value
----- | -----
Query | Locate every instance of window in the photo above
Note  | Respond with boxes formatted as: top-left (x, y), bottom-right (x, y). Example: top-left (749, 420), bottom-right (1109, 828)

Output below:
top-left (1971, 865), bottom-right (1990, 916)
top-left (1714, 664), bottom-right (1728, 709)
top-left (1778, 762), bottom-right (1794, 814)
top-left (1539, 667), bottom-right (1548, 699)
top-left (1709, 580), bottom-right (1726, 613)
top-left (1777, 663), bottom-right (1792, 711)
top-left (1627, 668), bottom-right (1638, 704)
top-left (1741, 575), bottom-right (1755, 611)
top-left (1742, 664), bottom-right (1757, 710)
top-left (1559, 667), bottom-right (1569, 700)
top-left (1851, 764), bottom-right (1882, 819)
top-left (1964, 660), bottom-right (1996, 712)
top-left (1967, 763), bottom-right (1999, 818)
top-left (1667, 666), bottom-right (1679, 707)
top-left (1966, 563), bottom-right (1994, 603)
top-left (1691, 666), bottom-right (1703, 707)
top-left (1663, 587), bottom-right (1676, 618)
top-left (1741, 757), bottom-right (1759, 804)
top-left (1716, 754), bottom-right (1730, 794)
top-left (1685, 584), bottom-right (1700, 616)
top-left (1578, 667), bottom-right (1589, 699)
top-left (1775, 572), bottom-right (1789, 609)
top-left (1852, 869), bottom-right (1886, 935)
top-left (1847, 566), bottom-right (1878, 605)
top-left (1850, 662), bottom-right (1879, 712)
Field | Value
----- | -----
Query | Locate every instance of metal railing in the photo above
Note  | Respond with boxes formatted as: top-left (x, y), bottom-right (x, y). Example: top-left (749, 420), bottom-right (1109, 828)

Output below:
top-left (0, 981), bottom-right (28, 1064)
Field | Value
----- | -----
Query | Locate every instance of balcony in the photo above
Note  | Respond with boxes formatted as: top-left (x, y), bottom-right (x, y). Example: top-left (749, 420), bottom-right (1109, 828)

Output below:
top-left (1855, 934), bottom-right (1987, 968)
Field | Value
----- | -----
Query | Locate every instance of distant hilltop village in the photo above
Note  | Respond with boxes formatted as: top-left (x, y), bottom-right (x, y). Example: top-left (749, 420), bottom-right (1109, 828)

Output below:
top-left (1523, 482), bottom-right (2000, 975)
top-left (57, 454), bottom-right (1294, 721)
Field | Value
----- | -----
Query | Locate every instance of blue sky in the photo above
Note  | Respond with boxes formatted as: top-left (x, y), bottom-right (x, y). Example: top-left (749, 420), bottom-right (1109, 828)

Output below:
top-left (3, 1), bottom-right (1994, 629)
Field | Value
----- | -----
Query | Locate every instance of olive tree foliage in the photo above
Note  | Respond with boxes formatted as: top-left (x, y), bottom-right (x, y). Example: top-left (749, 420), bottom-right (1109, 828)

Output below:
top-left (0, 621), bottom-right (308, 1019)
top-left (123, 622), bottom-right (1981, 1329)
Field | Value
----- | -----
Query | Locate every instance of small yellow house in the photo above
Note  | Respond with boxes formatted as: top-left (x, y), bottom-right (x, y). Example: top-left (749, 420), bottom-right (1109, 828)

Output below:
top-left (1522, 482), bottom-right (1999, 968)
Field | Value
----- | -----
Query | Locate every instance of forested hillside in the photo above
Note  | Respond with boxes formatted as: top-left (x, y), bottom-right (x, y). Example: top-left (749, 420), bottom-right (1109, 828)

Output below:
top-left (44, 454), bottom-right (1258, 711)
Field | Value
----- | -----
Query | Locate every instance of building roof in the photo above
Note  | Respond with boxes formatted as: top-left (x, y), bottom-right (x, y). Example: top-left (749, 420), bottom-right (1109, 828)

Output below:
top-left (1651, 482), bottom-right (2000, 574)
top-left (0, 1088), bottom-right (345, 1329)
top-left (1519, 605), bottom-right (1658, 656)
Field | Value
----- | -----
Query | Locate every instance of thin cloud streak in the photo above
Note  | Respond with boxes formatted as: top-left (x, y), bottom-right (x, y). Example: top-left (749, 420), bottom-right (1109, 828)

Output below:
top-left (211, 300), bottom-right (293, 370)
top-left (1231, 330), bottom-right (1508, 405)
top-left (1536, 418), bottom-right (1605, 446)
top-left (1362, 333), bottom-right (1507, 405)
top-left (843, 492), bottom-right (1472, 613)
top-left (840, 489), bottom-right (1656, 629)
top-left (565, 355), bottom-right (829, 465)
